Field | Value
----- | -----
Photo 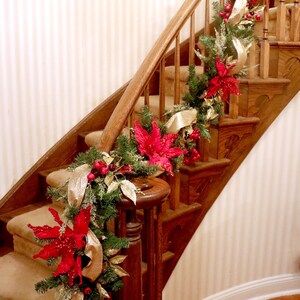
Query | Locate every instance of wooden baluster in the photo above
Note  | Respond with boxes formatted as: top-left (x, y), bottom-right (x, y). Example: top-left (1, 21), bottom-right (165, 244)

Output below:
top-left (144, 84), bottom-right (150, 107)
top-left (199, 138), bottom-right (210, 162)
top-left (291, 0), bottom-right (300, 41)
top-left (168, 173), bottom-right (180, 210)
top-left (189, 12), bottom-right (195, 65)
top-left (229, 94), bottom-right (239, 119)
top-left (220, 0), bottom-right (225, 8)
top-left (205, 0), bottom-right (210, 36)
top-left (120, 210), bottom-right (143, 300)
top-left (174, 33), bottom-right (180, 105)
top-left (276, 0), bottom-right (286, 41)
top-left (260, 0), bottom-right (270, 79)
top-left (118, 177), bottom-right (170, 300)
top-left (144, 208), bottom-right (155, 300)
top-left (248, 41), bottom-right (256, 79)
top-left (155, 204), bottom-right (163, 300)
top-left (159, 58), bottom-right (166, 121)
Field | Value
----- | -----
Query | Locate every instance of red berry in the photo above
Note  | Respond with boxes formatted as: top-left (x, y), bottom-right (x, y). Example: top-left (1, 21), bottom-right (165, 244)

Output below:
top-left (246, 13), bottom-right (253, 19)
top-left (224, 18), bottom-right (228, 23)
top-left (99, 165), bottom-right (109, 175)
top-left (87, 173), bottom-right (95, 182)
top-left (93, 160), bottom-right (105, 170)
top-left (120, 165), bottom-right (133, 175)
top-left (225, 3), bottom-right (232, 12)
top-left (225, 12), bottom-right (230, 19)
top-left (255, 14), bottom-right (261, 21)
top-left (219, 11), bottom-right (225, 18)
top-left (84, 287), bottom-right (92, 295)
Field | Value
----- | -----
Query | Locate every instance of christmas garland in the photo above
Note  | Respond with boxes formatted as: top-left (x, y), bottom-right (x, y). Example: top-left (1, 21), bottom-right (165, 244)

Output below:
top-left (27, 1), bottom-right (263, 299)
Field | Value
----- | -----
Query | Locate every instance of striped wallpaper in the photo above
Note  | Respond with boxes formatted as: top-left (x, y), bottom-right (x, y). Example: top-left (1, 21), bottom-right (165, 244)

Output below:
top-left (0, 1), bottom-right (299, 299)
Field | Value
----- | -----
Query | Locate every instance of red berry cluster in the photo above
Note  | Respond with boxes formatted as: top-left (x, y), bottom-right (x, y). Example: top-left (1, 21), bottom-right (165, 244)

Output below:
top-left (184, 148), bottom-right (201, 165)
top-left (218, 3), bottom-right (232, 24)
top-left (87, 160), bottom-right (133, 182)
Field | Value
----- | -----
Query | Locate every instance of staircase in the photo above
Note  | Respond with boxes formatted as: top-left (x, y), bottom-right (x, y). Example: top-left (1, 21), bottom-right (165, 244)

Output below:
top-left (1, 0), bottom-right (300, 299)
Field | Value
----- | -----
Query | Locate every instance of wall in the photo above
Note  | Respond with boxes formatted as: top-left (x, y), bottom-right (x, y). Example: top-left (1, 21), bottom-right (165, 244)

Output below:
top-left (163, 92), bottom-right (300, 299)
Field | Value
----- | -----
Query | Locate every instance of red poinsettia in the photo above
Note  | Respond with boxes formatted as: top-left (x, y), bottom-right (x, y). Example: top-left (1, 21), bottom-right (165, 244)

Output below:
top-left (134, 119), bottom-right (185, 176)
top-left (206, 57), bottom-right (240, 102)
top-left (28, 206), bottom-right (91, 286)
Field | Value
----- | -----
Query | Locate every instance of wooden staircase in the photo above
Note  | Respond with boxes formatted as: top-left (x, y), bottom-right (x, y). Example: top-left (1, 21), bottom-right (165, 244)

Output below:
top-left (1, 0), bottom-right (300, 299)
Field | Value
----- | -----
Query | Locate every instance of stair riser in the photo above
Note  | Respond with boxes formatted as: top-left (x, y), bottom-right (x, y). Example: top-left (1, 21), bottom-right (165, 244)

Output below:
top-left (13, 235), bottom-right (58, 271)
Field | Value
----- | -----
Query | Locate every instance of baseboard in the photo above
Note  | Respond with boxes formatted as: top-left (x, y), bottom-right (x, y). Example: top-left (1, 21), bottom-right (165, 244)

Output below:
top-left (204, 274), bottom-right (300, 300)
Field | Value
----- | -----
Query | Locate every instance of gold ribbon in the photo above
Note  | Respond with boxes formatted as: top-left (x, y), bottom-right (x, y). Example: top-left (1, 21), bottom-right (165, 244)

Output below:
top-left (228, 38), bottom-right (248, 75)
top-left (228, 0), bottom-right (248, 25)
top-left (67, 164), bottom-right (92, 207)
top-left (165, 109), bottom-right (198, 134)
top-left (82, 229), bottom-right (103, 281)
top-left (71, 292), bottom-right (84, 300)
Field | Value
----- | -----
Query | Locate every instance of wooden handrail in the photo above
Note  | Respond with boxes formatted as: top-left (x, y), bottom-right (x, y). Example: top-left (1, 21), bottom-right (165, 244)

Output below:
top-left (97, 0), bottom-right (202, 152)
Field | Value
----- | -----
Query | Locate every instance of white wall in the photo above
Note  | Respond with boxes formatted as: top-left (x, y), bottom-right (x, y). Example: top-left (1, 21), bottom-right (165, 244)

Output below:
top-left (163, 92), bottom-right (300, 299)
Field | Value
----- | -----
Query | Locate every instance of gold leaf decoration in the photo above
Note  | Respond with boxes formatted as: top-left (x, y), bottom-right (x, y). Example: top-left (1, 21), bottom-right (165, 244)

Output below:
top-left (120, 180), bottom-right (137, 204)
top-left (110, 255), bottom-right (127, 265)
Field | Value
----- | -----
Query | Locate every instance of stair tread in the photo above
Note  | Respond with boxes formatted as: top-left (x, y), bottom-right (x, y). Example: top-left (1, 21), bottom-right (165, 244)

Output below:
top-left (0, 252), bottom-right (55, 299)
top-left (7, 204), bottom-right (64, 243)
top-left (180, 157), bottom-right (230, 174)
top-left (135, 95), bottom-right (176, 115)
top-left (0, 200), bottom-right (50, 223)
top-left (162, 202), bottom-right (202, 223)
top-left (239, 77), bottom-right (290, 85)
top-left (216, 116), bottom-right (260, 127)
top-left (165, 65), bottom-right (204, 81)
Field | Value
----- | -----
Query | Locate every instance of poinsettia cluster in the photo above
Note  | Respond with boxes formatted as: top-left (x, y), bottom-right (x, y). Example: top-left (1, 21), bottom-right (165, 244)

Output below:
top-left (28, 206), bottom-right (91, 286)
top-left (206, 57), bottom-right (240, 102)
top-left (134, 119), bottom-right (186, 175)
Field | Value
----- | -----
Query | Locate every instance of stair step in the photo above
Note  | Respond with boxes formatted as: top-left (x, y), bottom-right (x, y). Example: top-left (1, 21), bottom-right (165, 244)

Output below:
top-left (0, 252), bottom-right (55, 299)
top-left (7, 204), bottom-right (64, 246)
top-left (134, 95), bottom-right (176, 116)
top-left (239, 78), bottom-right (290, 117)
top-left (164, 65), bottom-right (203, 81)
top-left (180, 158), bottom-right (231, 205)
top-left (210, 116), bottom-right (260, 159)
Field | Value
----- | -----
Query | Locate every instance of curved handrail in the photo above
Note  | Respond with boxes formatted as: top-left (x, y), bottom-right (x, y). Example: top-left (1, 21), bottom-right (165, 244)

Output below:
top-left (97, 0), bottom-right (202, 152)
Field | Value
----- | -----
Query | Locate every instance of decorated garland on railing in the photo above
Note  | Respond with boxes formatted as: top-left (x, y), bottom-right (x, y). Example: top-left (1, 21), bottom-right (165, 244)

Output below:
top-left (27, 1), bottom-right (263, 299)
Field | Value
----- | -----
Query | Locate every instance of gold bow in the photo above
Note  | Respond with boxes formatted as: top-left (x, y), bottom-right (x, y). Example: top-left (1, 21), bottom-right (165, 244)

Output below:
top-left (165, 109), bottom-right (198, 134)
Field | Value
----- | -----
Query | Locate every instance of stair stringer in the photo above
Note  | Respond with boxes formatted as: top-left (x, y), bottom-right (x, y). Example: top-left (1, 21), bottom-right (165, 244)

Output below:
top-left (161, 46), bottom-right (300, 287)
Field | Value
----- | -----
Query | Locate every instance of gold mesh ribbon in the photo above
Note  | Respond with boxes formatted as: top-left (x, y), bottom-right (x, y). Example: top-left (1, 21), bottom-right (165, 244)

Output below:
top-left (228, 38), bottom-right (248, 75)
top-left (228, 0), bottom-right (248, 25)
top-left (82, 229), bottom-right (103, 281)
top-left (165, 109), bottom-right (198, 134)
top-left (68, 164), bottom-right (92, 207)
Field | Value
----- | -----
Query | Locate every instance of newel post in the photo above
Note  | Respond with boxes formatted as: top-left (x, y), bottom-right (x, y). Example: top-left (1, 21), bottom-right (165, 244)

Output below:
top-left (117, 177), bottom-right (170, 300)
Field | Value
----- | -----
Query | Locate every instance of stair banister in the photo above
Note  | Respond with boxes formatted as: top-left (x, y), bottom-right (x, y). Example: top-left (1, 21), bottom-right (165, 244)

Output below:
top-left (97, 0), bottom-right (202, 153)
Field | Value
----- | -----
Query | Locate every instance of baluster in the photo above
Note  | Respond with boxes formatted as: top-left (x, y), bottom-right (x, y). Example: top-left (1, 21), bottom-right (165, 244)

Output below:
top-left (276, 0), bottom-right (286, 41)
top-left (290, 0), bottom-right (300, 41)
top-left (220, 0), bottom-right (225, 8)
top-left (144, 84), bottom-right (150, 107)
top-left (168, 173), bottom-right (180, 210)
top-left (229, 94), bottom-right (239, 119)
top-left (260, 0), bottom-right (270, 79)
top-left (159, 57), bottom-right (166, 121)
top-left (248, 41), bottom-right (256, 79)
top-left (174, 33), bottom-right (181, 105)
top-left (199, 138), bottom-right (210, 162)
top-left (189, 12), bottom-right (195, 65)
top-left (118, 177), bottom-right (170, 300)
top-left (205, 0), bottom-right (210, 36)
top-left (119, 210), bottom-right (143, 300)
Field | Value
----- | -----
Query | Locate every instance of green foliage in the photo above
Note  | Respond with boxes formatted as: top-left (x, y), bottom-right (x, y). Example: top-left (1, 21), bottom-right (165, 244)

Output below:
top-left (70, 147), bottom-right (104, 169)
top-left (35, 276), bottom-right (63, 294)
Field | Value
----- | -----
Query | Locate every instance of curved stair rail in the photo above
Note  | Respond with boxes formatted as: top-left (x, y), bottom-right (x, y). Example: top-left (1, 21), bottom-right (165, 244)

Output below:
top-left (97, 0), bottom-right (202, 153)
